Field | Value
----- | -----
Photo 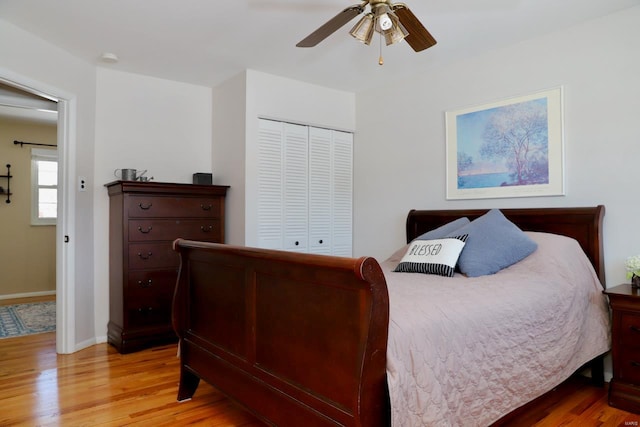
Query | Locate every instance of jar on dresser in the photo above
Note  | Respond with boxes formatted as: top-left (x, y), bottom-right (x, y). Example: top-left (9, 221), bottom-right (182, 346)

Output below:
top-left (105, 181), bottom-right (229, 353)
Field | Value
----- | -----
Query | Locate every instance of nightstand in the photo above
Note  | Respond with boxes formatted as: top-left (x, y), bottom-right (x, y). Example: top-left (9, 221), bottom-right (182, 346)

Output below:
top-left (605, 283), bottom-right (640, 413)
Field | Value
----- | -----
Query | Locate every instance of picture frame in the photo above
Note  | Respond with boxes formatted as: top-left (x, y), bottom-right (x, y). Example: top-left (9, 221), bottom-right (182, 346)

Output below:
top-left (445, 87), bottom-right (564, 200)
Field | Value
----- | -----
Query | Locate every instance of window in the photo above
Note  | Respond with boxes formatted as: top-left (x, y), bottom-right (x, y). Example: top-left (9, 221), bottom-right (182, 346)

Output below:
top-left (31, 148), bottom-right (58, 225)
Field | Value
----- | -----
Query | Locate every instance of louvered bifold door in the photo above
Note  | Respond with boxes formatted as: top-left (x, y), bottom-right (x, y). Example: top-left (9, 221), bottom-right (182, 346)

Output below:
top-left (331, 130), bottom-right (353, 257)
top-left (257, 119), bottom-right (351, 256)
top-left (308, 127), bottom-right (332, 255)
top-left (257, 119), bottom-right (284, 249)
top-left (282, 123), bottom-right (309, 253)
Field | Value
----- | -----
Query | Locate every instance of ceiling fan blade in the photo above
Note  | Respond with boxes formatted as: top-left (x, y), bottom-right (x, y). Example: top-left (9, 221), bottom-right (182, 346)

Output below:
top-left (392, 4), bottom-right (437, 52)
top-left (296, 4), bottom-right (365, 47)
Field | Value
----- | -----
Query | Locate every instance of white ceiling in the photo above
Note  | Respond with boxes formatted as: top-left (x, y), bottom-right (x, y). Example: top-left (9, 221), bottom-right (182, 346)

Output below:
top-left (0, 0), bottom-right (638, 94)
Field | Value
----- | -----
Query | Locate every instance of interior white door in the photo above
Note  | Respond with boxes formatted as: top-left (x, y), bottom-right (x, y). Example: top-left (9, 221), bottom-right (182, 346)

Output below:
top-left (282, 123), bottom-right (309, 252)
top-left (257, 119), bottom-right (284, 249)
top-left (257, 119), bottom-right (352, 256)
top-left (308, 127), bottom-right (332, 255)
top-left (330, 130), bottom-right (353, 257)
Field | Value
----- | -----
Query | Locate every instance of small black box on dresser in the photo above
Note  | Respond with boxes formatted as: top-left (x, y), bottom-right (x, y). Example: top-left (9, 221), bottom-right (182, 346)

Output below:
top-left (192, 173), bottom-right (212, 185)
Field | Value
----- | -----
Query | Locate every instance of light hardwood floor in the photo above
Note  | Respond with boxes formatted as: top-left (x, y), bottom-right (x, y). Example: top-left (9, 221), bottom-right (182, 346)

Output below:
top-left (0, 332), bottom-right (263, 426)
top-left (1, 330), bottom-right (639, 426)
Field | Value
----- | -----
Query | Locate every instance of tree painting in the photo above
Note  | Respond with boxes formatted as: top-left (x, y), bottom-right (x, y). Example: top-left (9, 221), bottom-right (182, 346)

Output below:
top-left (456, 98), bottom-right (549, 189)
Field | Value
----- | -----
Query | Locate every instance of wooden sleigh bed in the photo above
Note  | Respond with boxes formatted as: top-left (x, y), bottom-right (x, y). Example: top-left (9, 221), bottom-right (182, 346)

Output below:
top-left (171, 206), bottom-right (609, 426)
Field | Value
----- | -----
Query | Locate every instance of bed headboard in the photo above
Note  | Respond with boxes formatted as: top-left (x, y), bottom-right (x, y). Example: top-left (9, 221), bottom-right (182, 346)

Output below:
top-left (406, 206), bottom-right (605, 286)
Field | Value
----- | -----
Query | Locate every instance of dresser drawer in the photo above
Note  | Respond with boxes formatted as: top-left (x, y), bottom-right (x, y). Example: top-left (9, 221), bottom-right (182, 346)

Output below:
top-left (127, 270), bottom-right (178, 300)
top-left (125, 272), bottom-right (174, 312)
top-left (128, 219), bottom-right (222, 242)
top-left (125, 270), bottom-right (174, 329)
top-left (126, 303), bottom-right (172, 329)
top-left (618, 347), bottom-right (640, 385)
top-left (128, 242), bottom-right (180, 270)
top-left (620, 313), bottom-right (640, 348)
top-left (126, 196), bottom-right (221, 219)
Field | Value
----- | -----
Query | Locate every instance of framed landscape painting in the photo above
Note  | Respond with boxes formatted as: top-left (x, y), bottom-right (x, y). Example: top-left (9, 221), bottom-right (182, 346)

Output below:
top-left (445, 87), bottom-right (564, 200)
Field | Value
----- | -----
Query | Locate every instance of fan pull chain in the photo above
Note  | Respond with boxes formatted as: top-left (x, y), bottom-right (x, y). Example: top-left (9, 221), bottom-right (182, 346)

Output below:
top-left (378, 32), bottom-right (384, 65)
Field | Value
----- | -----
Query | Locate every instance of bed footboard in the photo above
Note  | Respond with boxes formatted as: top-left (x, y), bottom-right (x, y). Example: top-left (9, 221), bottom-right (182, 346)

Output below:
top-left (172, 239), bottom-right (390, 427)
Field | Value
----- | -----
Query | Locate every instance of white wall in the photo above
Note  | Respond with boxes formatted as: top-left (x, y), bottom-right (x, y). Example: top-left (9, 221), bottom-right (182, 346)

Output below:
top-left (354, 7), bottom-right (640, 287)
top-left (212, 69), bottom-right (356, 246)
top-left (212, 72), bottom-right (247, 246)
top-left (0, 19), bottom-right (97, 350)
top-left (94, 68), bottom-right (212, 184)
top-left (93, 68), bottom-right (213, 339)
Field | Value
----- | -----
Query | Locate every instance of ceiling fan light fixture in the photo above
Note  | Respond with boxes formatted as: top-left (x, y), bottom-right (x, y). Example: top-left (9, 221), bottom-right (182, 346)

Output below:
top-left (383, 13), bottom-right (409, 46)
top-left (295, 1), bottom-right (437, 55)
top-left (378, 12), bottom-right (393, 31)
top-left (349, 13), bottom-right (375, 45)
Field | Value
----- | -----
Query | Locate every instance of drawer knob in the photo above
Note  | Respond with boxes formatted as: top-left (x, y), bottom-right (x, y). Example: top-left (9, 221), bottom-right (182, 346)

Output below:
top-left (137, 226), bottom-right (153, 234)
top-left (137, 279), bottom-right (153, 288)
top-left (631, 361), bottom-right (640, 368)
top-left (630, 325), bottom-right (640, 334)
top-left (201, 225), bottom-right (213, 232)
top-left (138, 202), bottom-right (153, 210)
top-left (138, 251), bottom-right (153, 260)
top-left (319, 239), bottom-right (323, 244)
top-left (201, 203), bottom-right (212, 211)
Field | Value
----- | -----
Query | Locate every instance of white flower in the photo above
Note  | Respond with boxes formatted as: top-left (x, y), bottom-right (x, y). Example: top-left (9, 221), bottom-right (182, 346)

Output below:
top-left (625, 255), bottom-right (640, 279)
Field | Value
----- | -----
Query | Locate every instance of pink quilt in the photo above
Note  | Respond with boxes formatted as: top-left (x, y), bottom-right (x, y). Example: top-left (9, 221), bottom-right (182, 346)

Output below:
top-left (382, 232), bottom-right (611, 426)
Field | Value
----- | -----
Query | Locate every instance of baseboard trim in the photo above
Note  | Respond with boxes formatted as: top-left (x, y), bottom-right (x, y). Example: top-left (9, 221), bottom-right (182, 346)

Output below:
top-left (74, 337), bottom-right (100, 352)
top-left (0, 290), bottom-right (56, 300)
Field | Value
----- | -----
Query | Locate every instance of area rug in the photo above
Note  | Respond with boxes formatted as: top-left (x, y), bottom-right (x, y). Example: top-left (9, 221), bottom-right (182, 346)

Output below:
top-left (0, 301), bottom-right (56, 339)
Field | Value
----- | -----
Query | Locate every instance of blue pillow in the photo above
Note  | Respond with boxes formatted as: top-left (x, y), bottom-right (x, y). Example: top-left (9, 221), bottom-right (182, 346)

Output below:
top-left (446, 209), bottom-right (537, 277)
top-left (415, 217), bottom-right (470, 240)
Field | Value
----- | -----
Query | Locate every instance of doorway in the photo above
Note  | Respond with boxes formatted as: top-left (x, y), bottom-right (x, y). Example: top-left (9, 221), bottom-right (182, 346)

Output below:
top-left (0, 72), bottom-right (75, 354)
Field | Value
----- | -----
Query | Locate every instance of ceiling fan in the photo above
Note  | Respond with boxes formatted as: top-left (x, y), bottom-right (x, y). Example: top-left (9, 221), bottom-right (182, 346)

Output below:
top-left (296, 0), bottom-right (436, 52)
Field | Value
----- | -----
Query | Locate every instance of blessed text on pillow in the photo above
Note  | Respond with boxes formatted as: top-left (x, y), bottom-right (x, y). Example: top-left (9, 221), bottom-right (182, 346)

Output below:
top-left (394, 235), bottom-right (468, 277)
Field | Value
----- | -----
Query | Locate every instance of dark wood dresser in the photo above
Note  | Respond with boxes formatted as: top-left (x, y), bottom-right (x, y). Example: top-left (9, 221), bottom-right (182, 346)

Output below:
top-left (106, 181), bottom-right (229, 353)
top-left (604, 283), bottom-right (640, 413)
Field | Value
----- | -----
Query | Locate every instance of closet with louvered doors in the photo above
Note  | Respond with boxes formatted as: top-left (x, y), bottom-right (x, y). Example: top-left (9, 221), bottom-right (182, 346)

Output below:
top-left (257, 119), bottom-right (353, 257)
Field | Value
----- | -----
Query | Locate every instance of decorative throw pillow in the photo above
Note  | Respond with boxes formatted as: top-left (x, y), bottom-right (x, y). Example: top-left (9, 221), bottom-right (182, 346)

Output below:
top-left (446, 209), bottom-right (537, 277)
top-left (386, 217), bottom-right (470, 264)
top-left (415, 217), bottom-right (470, 241)
top-left (394, 235), bottom-right (468, 277)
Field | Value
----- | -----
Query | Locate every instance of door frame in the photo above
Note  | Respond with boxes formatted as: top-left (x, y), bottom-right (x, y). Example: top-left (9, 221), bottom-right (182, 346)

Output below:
top-left (0, 67), bottom-right (76, 354)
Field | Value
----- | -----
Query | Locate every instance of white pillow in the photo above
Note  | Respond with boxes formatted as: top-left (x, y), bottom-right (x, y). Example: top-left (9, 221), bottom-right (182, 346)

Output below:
top-left (393, 235), bottom-right (468, 277)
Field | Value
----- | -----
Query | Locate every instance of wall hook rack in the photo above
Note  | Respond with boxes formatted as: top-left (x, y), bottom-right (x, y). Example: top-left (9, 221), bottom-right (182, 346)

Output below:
top-left (0, 164), bottom-right (12, 203)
